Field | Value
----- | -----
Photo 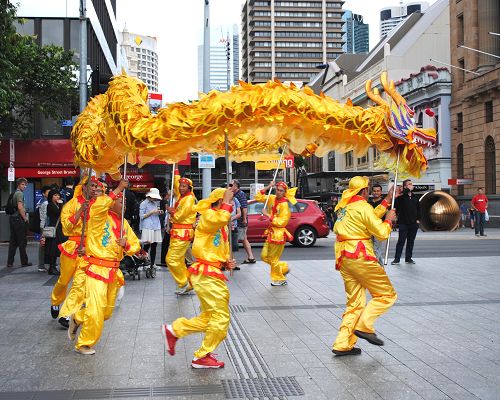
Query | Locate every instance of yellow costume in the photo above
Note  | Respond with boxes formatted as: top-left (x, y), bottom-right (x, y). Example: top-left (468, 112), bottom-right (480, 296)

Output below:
top-left (255, 183), bottom-right (297, 284)
top-left (52, 186), bottom-right (88, 311)
top-left (74, 192), bottom-right (140, 351)
top-left (171, 188), bottom-right (232, 359)
top-left (166, 171), bottom-right (197, 290)
top-left (332, 176), bottom-right (397, 353)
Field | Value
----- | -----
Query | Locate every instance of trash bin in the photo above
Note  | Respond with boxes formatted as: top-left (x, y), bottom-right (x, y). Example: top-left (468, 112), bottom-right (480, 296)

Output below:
top-left (0, 211), bottom-right (10, 242)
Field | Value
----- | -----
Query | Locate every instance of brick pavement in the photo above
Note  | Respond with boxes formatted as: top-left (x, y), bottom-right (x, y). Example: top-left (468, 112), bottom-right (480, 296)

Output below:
top-left (0, 242), bottom-right (499, 399)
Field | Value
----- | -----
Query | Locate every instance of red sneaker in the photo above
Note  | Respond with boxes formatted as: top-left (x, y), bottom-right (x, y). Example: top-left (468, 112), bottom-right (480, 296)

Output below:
top-left (191, 353), bottom-right (225, 369)
top-left (161, 324), bottom-right (177, 356)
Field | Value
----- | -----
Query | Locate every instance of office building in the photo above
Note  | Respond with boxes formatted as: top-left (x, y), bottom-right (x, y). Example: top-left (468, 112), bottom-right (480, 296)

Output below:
top-left (343, 10), bottom-right (369, 54)
top-left (241, 0), bottom-right (345, 85)
top-left (380, 1), bottom-right (429, 38)
top-left (121, 31), bottom-right (158, 92)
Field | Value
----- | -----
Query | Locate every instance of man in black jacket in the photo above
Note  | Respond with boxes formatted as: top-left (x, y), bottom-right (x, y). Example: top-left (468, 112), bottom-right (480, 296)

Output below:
top-left (391, 179), bottom-right (420, 265)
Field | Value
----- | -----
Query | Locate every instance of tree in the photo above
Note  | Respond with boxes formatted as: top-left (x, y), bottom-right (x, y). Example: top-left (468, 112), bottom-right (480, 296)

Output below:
top-left (0, 0), bottom-right (78, 137)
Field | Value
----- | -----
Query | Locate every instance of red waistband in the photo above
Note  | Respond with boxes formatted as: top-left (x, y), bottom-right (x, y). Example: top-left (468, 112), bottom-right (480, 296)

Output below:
top-left (172, 223), bottom-right (193, 229)
top-left (84, 255), bottom-right (120, 268)
top-left (336, 236), bottom-right (370, 242)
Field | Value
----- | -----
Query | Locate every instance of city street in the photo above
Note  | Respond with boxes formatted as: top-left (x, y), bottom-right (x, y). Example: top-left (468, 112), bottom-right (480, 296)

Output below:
top-left (0, 230), bottom-right (499, 399)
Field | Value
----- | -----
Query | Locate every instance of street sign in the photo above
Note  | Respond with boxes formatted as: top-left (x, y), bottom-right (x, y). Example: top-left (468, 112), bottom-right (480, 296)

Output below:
top-left (198, 153), bottom-right (215, 169)
top-left (60, 120), bottom-right (73, 127)
top-left (250, 183), bottom-right (265, 199)
top-left (255, 156), bottom-right (294, 171)
top-left (448, 178), bottom-right (473, 185)
top-left (8, 167), bottom-right (15, 182)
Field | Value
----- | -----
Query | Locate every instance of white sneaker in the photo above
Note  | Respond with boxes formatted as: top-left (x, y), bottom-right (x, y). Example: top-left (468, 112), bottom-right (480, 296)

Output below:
top-left (74, 346), bottom-right (95, 355)
top-left (175, 283), bottom-right (193, 295)
top-left (271, 280), bottom-right (287, 286)
top-left (68, 315), bottom-right (80, 341)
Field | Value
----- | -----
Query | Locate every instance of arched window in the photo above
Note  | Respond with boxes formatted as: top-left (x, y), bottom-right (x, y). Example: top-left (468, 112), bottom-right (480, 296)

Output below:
top-left (485, 136), bottom-right (496, 194)
top-left (457, 144), bottom-right (464, 196)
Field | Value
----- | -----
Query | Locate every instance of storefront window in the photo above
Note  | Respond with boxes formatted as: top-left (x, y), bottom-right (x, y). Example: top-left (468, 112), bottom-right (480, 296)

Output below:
top-left (41, 19), bottom-right (64, 47)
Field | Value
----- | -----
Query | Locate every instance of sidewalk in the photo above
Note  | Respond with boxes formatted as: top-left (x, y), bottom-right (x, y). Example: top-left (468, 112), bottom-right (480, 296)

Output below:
top-left (0, 251), bottom-right (499, 399)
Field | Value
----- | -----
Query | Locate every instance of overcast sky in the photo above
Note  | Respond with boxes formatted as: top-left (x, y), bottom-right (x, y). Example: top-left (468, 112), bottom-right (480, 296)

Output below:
top-left (116, 0), bottom-right (436, 103)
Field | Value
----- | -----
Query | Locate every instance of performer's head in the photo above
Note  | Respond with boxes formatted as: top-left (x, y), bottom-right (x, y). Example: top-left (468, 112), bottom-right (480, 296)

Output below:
top-left (335, 176), bottom-right (370, 212)
top-left (81, 176), bottom-right (104, 199)
top-left (275, 181), bottom-right (288, 200)
top-left (179, 177), bottom-right (192, 196)
top-left (110, 193), bottom-right (124, 215)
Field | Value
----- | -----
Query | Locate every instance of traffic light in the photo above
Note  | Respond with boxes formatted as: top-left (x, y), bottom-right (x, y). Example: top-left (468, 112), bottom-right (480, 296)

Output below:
top-left (91, 66), bottom-right (113, 97)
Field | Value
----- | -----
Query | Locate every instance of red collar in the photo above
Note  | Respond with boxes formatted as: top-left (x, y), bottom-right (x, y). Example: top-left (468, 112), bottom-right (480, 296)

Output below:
top-left (175, 191), bottom-right (193, 208)
top-left (348, 195), bottom-right (366, 204)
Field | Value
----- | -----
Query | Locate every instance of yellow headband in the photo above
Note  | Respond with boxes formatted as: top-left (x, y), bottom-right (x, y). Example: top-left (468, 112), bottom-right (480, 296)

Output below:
top-left (193, 188), bottom-right (227, 214)
top-left (334, 176), bottom-right (369, 212)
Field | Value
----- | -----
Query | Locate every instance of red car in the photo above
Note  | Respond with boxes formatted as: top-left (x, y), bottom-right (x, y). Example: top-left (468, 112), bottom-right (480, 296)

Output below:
top-left (246, 199), bottom-right (330, 247)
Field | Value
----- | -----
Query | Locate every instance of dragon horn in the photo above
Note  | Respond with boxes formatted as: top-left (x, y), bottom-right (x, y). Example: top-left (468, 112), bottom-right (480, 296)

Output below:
top-left (381, 71), bottom-right (406, 106)
top-left (365, 78), bottom-right (388, 107)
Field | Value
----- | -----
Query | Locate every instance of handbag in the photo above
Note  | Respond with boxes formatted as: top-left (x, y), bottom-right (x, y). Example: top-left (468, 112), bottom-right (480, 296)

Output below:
top-left (42, 217), bottom-right (60, 238)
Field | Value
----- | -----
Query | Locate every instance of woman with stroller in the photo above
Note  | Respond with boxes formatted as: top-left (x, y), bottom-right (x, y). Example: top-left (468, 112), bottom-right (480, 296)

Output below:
top-left (43, 189), bottom-right (65, 276)
top-left (139, 188), bottom-right (163, 268)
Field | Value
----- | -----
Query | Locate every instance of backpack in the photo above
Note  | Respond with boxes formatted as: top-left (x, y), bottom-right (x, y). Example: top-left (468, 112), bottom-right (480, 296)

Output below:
top-left (29, 206), bottom-right (42, 233)
top-left (5, 193), bottom-right (17, 215)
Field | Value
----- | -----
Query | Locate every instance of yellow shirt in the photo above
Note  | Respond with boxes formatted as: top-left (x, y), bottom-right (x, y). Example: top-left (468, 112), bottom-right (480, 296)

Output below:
top-left (170, 173), bottom-right (197, 240)
top-left (334, 196), bottom-right (391, 269)
top-left (189, 203), bottom-right (232, 280)
top-left (59, 193), bottom-right (89, 257)
top-left (254, 191), bottom-right (293, 244)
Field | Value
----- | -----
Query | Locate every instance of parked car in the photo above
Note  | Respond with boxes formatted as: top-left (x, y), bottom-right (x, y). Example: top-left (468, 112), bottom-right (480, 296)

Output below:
top-left (246, 199), bottom-right (330, 247)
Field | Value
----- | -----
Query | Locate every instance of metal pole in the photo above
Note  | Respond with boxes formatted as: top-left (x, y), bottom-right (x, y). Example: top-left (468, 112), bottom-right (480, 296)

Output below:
top-left (202, 0), bottom-right (212, 198)
top-left (262, 146), bottom-right (287, 213)
top-left (79, 0), bottom-right (87, 112)
top-left (383, 150), bottom-right (400, 266)
top-left (120, 155), bottom-right (128, 239)
top-left (224, 130), bottom-right (234, 276)
top-left (78, 167), bottom-right (93, 252)
top-left (164, 163), bottom-right (176, 230)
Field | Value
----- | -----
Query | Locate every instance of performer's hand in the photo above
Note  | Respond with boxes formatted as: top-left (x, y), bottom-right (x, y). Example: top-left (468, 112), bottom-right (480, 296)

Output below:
top-left (166, 206), bottom-right (175, 215)
top-left (226, 259), bottom-right (237, 270)
top-left (222, 189), bottom-right (233, 204)
top-left (77, 246), bottom-right (86, 257)
top-left (118, 237), bottom-right (127, 248)
top-left (386, 209), bottom-right (397, 222)
top-left (118, 179), bottom-right (129, 191)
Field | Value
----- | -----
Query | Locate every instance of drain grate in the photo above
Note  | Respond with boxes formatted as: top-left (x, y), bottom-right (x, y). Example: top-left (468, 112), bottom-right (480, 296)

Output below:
top-left (229, 304), bottom-right (248, 313)
top-left (222, 377), bottom-right (304, 399)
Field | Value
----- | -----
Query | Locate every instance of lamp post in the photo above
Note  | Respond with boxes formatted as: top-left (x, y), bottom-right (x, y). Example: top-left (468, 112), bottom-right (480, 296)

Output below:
top-left (202, 0), bottom-right (212, 198)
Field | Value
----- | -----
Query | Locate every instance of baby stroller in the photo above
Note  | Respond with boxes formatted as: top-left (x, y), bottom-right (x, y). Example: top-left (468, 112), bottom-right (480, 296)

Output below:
top-left (120, 249), bottom-right (152, 280)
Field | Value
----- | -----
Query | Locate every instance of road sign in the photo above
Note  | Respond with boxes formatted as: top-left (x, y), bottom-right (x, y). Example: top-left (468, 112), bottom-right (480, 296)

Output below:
top-left (198, 153), bottom-right (215, 169)
top-left (60, 120), bottom-right (73, 127)
top-left (448, 178), bottom-right (473, 185)
top-left (255, 156), bottom-right (295, 171)
top-left (8, 167), bottom-right (15, 182)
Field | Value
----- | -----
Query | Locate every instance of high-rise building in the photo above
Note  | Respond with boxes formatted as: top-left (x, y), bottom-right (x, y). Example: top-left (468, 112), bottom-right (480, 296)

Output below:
top-left (380, 2), bottom-right (429, 38)
top-left (121, 32), bottom-right (158, 92)
top-left (198, 25), bottom-right (240, 92)
top-left (241, 0), bottom-right (344, 85)
top-left (343, 10), bottom-right (369, 54)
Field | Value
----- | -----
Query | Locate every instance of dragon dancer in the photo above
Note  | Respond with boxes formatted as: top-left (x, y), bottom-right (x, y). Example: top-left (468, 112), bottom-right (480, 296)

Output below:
top-left (52, 177), bottom-right (102, 327)
top-left (162, 188), bottom-right (236, 369)
top-left (255, 181), bottom-right (297, 286)
top-left (165, 169), bottom-right (197, 295)
top-left (332, 176), bottom-right (397, 356)
top-left (68, 180), bottom-right (140, 355)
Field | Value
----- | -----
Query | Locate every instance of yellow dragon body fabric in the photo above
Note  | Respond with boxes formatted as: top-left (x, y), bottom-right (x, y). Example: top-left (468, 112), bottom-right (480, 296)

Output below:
top-left (71, 72), bottom-right (436, 177)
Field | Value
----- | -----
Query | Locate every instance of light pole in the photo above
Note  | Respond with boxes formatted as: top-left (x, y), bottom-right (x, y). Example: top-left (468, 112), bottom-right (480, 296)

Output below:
top-left (79, 0), bottom-right (87, 113)
top-left (202, 0), bottom-right (211, 198)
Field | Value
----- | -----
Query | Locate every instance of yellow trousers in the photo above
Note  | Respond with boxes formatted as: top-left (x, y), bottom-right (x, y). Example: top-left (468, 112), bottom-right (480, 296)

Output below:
top-left (166, 238), bottom-right (191, 288)
top-left (51, 253), bottom-right (77, 306)
top-left (75, 266), bottom-right (123, 350)
top-left (172, 273), bottom-right (230, 359)
top-left (261, 241), bottom-right (289, 282)
top-left (58, 258), bottom-right (87, 319)
top-left (333, 256), bottom-right (397, 352)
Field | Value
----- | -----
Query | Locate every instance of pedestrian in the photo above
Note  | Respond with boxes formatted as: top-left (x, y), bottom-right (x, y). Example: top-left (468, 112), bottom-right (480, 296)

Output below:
top-left (124, 182), bottom-right (139, 233)
top-left (68, 180), bottom-right (140, 355)
top-left (161, 188), bottom-right (236, 369)
top-left (231, 196), bottom-right (241, 253)
top-left (368, 183), bottom-right (394, 265)
top-left (52, 178), bottom-right (100, 326)
top-left (160, 190), bottom-right (172, 267)
top-left (459, 202), bottom-right (468, 228)
top-left (471, 187), bottom-right (488, 237)
top-left (139, 188), bottom-right (163, 268)
top-left (332, 176), bottom-right (397, 356)
top-left (230, 179), bottom-right (256, 264)
top-left (468, 207), bottom-right (475, 229)
top-left (166, 170), bottom-right (197, 295)
top-left (325, 205), bottom-right (334, 230)
top-left (255, 181), bottom-right (297, 286)
top-left (37, 185), bottom-right (51, 272)
top-left (44, 189), bottom-right (64, 276)
top-left (6, 177), bottom-right (32, 268)
top-left (391, 179), bottom-right (420, 265)
top-left (60, 177), bottom-right (75, 203)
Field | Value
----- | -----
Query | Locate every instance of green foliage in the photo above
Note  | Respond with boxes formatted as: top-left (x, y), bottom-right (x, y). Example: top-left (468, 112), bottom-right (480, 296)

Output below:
top-left (0, 0), bottom-right (78, 137)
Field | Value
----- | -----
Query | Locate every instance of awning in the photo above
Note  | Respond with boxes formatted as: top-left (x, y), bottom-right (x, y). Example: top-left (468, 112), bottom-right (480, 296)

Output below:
top-left (0, 139), bottom-right (74, 167)
top-left (13, 167), bottom-right (79, 178)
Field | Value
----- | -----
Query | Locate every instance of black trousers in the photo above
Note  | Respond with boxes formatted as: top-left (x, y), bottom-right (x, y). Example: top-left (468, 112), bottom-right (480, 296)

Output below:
top-left (143, 242), bottom-right (158, 265)
top-left (160, 231), bottom-right (171, 266)
top-left (394, 223), bottom-right (419, 262)
top-left (7, 216), bottom-right (29, 266)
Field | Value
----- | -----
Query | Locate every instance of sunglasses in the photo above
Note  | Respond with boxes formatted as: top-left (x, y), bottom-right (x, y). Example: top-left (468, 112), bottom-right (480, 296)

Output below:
top-left (228, 184), bottom-right (233, 187)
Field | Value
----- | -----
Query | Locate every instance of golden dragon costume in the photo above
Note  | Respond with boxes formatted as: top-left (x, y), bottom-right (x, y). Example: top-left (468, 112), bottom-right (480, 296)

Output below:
top-left (71, 72), bottom-right (436, 177)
